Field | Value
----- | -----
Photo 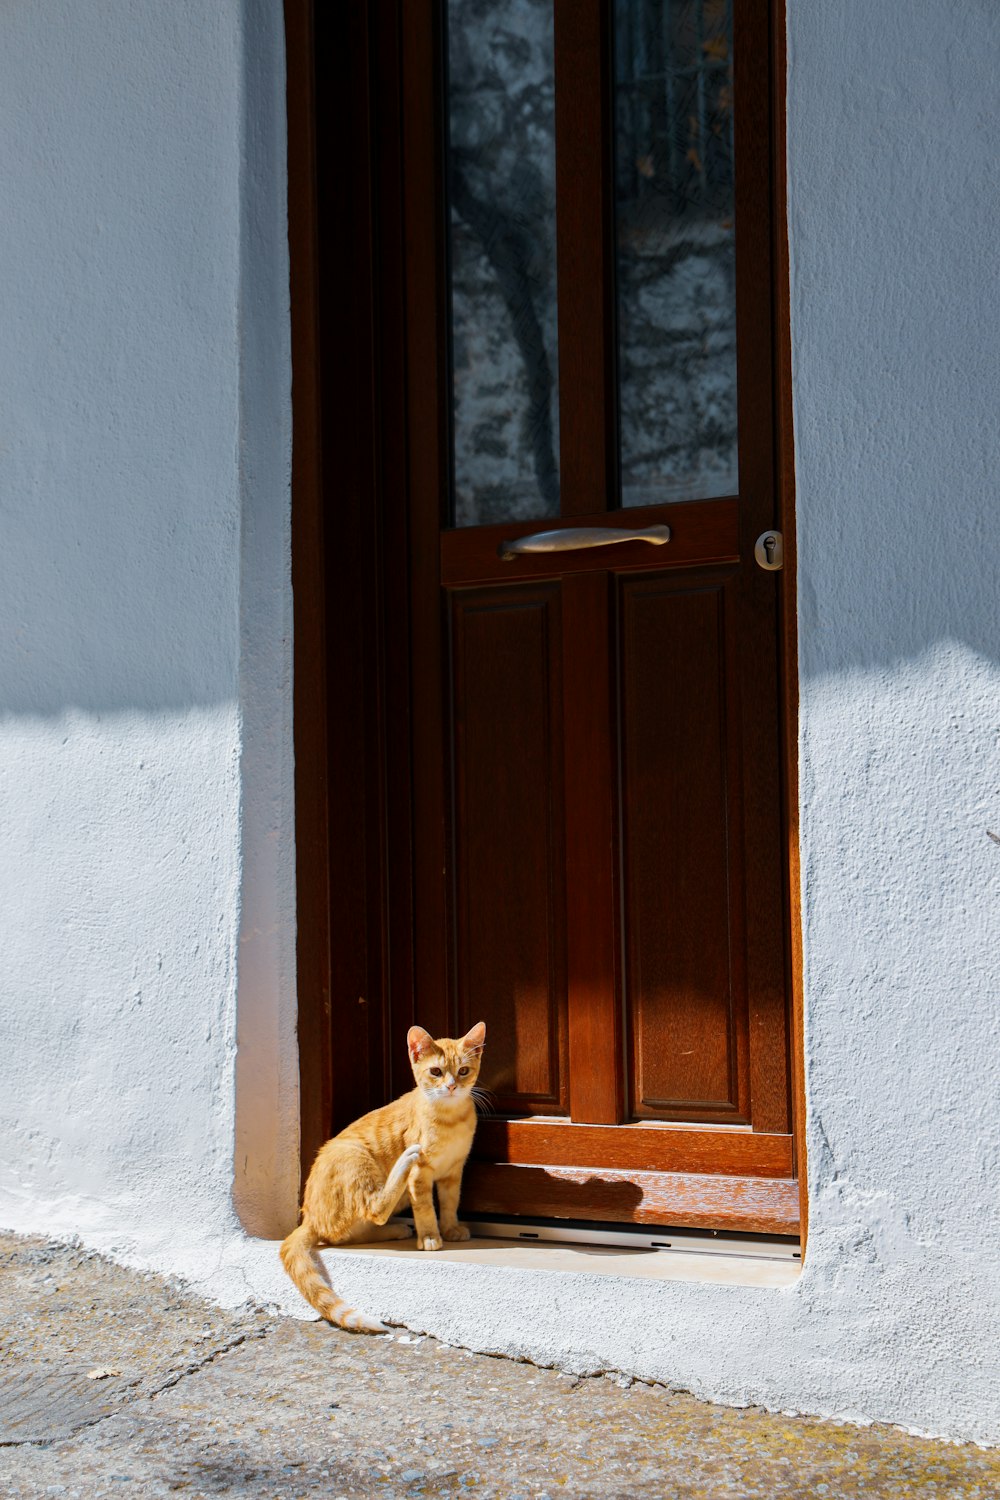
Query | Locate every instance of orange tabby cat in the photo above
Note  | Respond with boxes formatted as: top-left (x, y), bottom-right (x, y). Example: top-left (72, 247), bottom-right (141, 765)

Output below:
top-left (280, 1021), bottom-right (486, 1333)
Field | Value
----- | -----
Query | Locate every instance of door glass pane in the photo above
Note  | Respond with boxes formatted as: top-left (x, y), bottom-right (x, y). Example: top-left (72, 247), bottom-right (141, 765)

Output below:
top-left (614, 0), bottom-right (738, 506)
top-left (446, 0), bottom-right (560, 528)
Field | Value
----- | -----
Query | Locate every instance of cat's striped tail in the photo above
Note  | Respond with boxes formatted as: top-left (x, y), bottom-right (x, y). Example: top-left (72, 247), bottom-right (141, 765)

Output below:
top-left (279, 1223), bottom-right (387, 1334)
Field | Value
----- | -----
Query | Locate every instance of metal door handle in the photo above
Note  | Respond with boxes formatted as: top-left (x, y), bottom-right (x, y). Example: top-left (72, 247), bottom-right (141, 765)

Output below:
top-left (498, 524), bottom-right (671, 561)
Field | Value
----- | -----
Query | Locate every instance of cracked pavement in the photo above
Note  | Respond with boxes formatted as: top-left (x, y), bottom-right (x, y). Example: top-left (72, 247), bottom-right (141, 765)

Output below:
top-left (1, 1233), bottom-right (998, 1498)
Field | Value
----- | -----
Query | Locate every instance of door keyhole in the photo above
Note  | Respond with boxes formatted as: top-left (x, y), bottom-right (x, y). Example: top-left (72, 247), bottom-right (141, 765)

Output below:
top-left (754, 530), bottom-right (784, 571)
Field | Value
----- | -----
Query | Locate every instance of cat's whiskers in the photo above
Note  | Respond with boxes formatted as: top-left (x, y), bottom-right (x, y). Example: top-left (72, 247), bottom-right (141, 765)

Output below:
top-left (471, 1085), bottom-right (497, 1116)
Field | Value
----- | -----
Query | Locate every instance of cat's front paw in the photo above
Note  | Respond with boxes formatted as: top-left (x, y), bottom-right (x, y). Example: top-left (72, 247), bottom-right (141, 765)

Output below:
top-left (418, 1235), bottom-right (443, 1252)
top-left (442, 1223), bottom-right (471, 1242)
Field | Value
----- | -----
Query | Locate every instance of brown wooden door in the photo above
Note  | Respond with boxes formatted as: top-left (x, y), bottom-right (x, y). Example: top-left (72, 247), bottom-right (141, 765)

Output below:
top-left (363, 0), bottom-right (796, 1234)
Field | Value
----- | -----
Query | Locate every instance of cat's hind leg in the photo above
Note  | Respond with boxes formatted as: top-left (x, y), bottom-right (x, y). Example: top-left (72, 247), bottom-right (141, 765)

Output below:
top-left (343, 1219), bottom-right (414, 1245)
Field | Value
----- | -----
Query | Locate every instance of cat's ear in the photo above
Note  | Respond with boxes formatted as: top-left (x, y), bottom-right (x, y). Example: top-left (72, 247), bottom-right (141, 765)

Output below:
top-left (407, 1025), bottom-right (436, 1063)
top-left (461, 1021), bottom-right (486, 1056)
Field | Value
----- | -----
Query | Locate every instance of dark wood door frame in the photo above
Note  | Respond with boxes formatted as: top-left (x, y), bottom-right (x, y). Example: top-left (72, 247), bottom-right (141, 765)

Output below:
top-left (284, 0), bottom-right (807, 1245)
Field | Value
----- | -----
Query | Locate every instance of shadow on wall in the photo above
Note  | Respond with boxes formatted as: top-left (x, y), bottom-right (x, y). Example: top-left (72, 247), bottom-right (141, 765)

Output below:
top-left (0, 432), bottom-right (243, 718)
top-left (789, 1), bottom-right (1000, 683)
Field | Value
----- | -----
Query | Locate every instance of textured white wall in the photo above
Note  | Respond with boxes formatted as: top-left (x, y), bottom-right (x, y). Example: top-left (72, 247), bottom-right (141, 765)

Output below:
top-left (1, 0), bottom-right (998, 1449)
top-left (784, 0), bottom-right (1000, 1436)
top-left (0, 0), bottom-right (297, 1253)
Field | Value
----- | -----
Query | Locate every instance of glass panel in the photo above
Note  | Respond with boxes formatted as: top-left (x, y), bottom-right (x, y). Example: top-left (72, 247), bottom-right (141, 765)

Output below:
top-left (614, 0), bottom-right (738, 506)
top-left (446, 0), bottom-right (560, 528)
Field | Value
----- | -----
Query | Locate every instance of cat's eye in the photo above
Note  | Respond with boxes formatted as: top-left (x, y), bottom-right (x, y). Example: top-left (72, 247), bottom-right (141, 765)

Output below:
top-left (428, 1066), bottom-right (443, 1077)
top-left (458, 1067), bottom-right (470, 1076)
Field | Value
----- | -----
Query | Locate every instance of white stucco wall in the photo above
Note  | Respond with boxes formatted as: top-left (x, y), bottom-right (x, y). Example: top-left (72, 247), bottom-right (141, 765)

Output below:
top-left (0, 0), bottom-right (298, 1257)
top-left (1, 0), bottom-right (998, 1448)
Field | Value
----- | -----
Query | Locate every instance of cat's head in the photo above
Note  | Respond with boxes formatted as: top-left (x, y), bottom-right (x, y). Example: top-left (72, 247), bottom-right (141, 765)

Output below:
top-left (407, 1022), bottom-right (486, 1103)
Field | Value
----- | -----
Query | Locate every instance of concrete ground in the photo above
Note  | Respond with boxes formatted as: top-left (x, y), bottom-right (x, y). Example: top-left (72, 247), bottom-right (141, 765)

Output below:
top-left (1, 1233), bottom-right (997, 1499)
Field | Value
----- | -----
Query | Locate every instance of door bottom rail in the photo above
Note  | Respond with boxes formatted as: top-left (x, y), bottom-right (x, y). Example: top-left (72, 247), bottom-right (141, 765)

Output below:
top-left (462, 1162), bottom-right (800, 1238)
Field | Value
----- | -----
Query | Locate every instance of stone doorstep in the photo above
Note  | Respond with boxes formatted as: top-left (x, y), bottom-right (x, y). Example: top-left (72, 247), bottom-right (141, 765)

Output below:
top-left (329, 1229), bottom-right (801, 1289)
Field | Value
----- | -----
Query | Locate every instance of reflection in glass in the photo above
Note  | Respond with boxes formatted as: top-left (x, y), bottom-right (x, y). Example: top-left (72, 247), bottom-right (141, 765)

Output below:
top-left (615, 0), bottom-right (738, 506)
top-left (446, 0), bottom-right (560, 528)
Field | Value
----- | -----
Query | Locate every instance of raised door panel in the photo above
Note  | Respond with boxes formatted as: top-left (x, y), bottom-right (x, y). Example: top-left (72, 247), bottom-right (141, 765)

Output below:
top-left (449, 583), bottom-right (568, 1113)
top-left (618, 569), bottom-right (749, 1122)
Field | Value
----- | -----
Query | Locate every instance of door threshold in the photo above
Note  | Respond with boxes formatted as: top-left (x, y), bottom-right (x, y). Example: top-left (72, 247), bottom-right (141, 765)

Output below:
top-left (461, 1215), bottom-right (801, 1263)
top-left (333, 1218), bottom-right (801, 1289)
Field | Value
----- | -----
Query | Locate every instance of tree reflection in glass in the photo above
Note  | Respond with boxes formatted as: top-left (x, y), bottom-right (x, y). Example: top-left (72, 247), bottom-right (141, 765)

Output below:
top-left (446, 0), bottom-right (738, 525)
top-left (446, 0), bottom-right (560, 528)
top-left (615, 0), bottom-right (739, 506)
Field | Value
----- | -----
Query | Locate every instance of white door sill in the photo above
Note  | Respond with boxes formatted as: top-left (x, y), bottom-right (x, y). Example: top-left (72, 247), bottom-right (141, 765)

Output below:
top-left (333, 1226), bottom-right (800, 1289)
